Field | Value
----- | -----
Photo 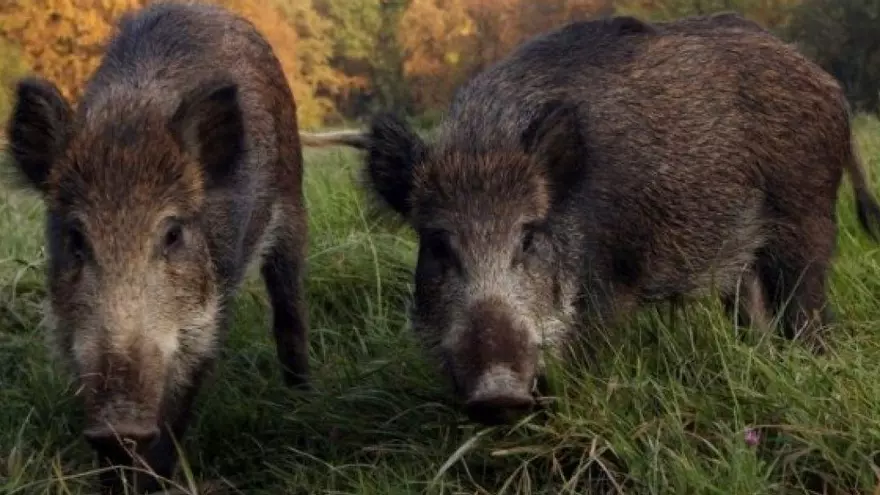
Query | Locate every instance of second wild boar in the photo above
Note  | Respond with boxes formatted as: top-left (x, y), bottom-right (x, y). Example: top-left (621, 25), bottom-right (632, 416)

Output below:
top-left (304, 14), bottom-right (880, 426)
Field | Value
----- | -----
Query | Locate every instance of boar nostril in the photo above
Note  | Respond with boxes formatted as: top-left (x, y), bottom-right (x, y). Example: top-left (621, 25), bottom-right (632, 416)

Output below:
top-left (84, 424), bottom-right (161, 452)
top-left (464, 394), bottom-right (535, 425)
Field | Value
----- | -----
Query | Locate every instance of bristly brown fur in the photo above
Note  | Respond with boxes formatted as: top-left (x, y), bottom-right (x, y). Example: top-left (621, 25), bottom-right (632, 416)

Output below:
top-left (344, 12), bottom-right (880, 426)
top-left (4, 2), bottom-right (310, 493)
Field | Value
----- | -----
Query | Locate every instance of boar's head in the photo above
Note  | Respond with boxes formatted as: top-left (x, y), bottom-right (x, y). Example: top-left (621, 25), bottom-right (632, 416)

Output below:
top-left (362, 101), bottom-right (586, 425)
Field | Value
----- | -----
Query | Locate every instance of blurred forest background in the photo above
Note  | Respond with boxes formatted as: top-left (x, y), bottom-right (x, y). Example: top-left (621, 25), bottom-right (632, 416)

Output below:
top-left (0, 0), bottom-right (878, 130)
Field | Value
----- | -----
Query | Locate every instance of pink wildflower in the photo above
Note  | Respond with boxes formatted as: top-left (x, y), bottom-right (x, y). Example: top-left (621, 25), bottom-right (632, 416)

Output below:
top-left (744, 427), bottom-right (760, 447)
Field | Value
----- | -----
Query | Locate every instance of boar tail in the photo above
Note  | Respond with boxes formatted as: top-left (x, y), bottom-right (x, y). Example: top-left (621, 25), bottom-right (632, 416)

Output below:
top-left (299, 130), bottom-right (370, 150)
top-left (846, 137), bottom-right (880, 241)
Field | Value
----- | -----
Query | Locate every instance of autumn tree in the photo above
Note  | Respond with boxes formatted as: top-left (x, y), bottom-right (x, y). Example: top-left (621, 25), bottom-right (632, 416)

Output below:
top-left (371, 0), bottom-right (413, 115)
top-left (153, 0), bottom-right (343, 128)
top-left (233, 0), bottom-right (342, 128)
top-left (0, 0), bottom-right (342, 128)
top-left (398, 0), bottom-right (613, 115)
top-left (0, 0), bottom-right (829, 128)
top-left (315, 0), bottom-right (412, 120)
top-left (398, 0), bottom-right (477, 112)
top-left (0, 0), bottom-right (143, 103)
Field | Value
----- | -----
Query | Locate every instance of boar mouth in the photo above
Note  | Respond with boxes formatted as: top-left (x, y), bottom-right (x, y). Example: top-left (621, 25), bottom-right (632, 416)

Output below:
top-left (453, 365), bottom-right (543, 425)
top-left (465, 396), bottom-right (535, 425)
top-left (85, 422), bottom-right (162, 466)
top-left (87, 424), bottom-right (171, 494)
top-left (464, 375), bottom-right (554, 426)
top-left (82, 404), bottom-right (164, 469)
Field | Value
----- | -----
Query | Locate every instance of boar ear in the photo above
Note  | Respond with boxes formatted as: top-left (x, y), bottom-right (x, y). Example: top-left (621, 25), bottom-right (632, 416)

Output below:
top-left (170, 78), bottom-right (244, 188)
top-left (362, 113), bottom-right (428, 218)
top-left (5, 77), bottom-right (73, 194)
top-left (606, 15), bottom-right (655, 36)
top-left (520, 100), bottom-right (585, 204)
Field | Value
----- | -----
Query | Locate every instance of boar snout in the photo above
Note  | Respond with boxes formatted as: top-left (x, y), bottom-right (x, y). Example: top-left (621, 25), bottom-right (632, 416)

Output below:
top-left (77, 343), bottom-right (167, 459)
top-left (449, 299), bottom-right (540, 425)
top-left (84, 420), bottom-right (160, 453)
top-left (82, 396), bottom-right (162, 457)
top-left (463, 365), bottom-right (536, 425)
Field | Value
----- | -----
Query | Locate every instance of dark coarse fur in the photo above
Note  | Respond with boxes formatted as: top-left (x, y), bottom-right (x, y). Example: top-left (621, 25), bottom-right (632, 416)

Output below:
top-left (4, 1), bottom-right (309, 492)
top-left (308, 13), bottom-right (880, 425)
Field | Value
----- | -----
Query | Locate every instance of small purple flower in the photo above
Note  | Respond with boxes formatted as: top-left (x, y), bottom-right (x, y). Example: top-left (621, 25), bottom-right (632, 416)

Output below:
top-left (744, 427), bottom-right (760, 447)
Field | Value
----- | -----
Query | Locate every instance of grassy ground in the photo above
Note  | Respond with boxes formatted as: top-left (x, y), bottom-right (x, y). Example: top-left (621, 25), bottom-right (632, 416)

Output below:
top-left (2, 116), bottom-right (880, 495)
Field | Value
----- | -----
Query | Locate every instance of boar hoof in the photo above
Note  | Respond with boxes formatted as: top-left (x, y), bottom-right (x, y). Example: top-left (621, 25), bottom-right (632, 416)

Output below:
top-left (282, 369), bottom-right (312, 391)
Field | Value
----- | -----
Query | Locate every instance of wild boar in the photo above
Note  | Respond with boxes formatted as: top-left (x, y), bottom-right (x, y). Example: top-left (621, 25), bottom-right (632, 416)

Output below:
top-left (5, 2), bottom-right (309, 492)
top-left (301, 13), bottom-right (880, 426)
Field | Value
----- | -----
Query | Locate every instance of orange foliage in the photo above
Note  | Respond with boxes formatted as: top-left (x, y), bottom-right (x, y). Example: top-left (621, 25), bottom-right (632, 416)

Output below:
top-left (398, 0), bottom-right (613, 113)
top-left (0, 0), bottom-right (809, 126)
top-left (398, 0), bottom-right (476, 109)
top-left (0, 0), bottom-right (143, 102)
top-left (205, 0), bottom-right (343, 128)
top-left (0, 0), bottom-right (341, 128)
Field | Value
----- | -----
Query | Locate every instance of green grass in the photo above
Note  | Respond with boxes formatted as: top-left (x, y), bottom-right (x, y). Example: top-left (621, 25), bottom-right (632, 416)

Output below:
top-left (2, 117), bottom-right (880, 494)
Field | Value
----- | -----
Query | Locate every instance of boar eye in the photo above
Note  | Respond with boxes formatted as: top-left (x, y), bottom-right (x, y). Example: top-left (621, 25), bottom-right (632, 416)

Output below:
top-left (421, 228), bottom-right (462, 274)
top-left (521, 222), bottom-right (544, 254)
top-left (161, 220), bottom-right (185, 256)
top-left (66, 225), bottom-right (87, 261)
top-left (514, 222), bottom-right (542, 267)
top-left (521, 228), bottom-right (536, 254)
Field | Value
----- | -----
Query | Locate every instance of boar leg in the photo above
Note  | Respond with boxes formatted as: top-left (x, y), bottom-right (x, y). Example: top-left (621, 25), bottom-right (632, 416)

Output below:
top-left (776, 261), bottom-right (832, 353)
top-left (261, 205), bottom-right (310, 388)
top-left (572, 278), bottom-right (637, 365)
top-left (721, 267), bottom-right (774, 333)
top-left (758, 222), bottom-right (836, 353)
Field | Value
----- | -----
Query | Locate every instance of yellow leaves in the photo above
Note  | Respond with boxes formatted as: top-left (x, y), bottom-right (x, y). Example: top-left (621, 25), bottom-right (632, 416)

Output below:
top-left (0, 0), bottom-right (144, 102)
top-left (205, 0), bottom-right (331, 128)
top-left (0, 0), bottom-right (342, 129)
top-left (398, 0), bottom-right (478, 108)
top-left (398, 0), bottom-right (612, 112)
top-left (0, 0), bottom-right (812, 127)
top-left (399, 0), bottom-right (475, 71)
top-left (444, 52), bottom-right (461, 66)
